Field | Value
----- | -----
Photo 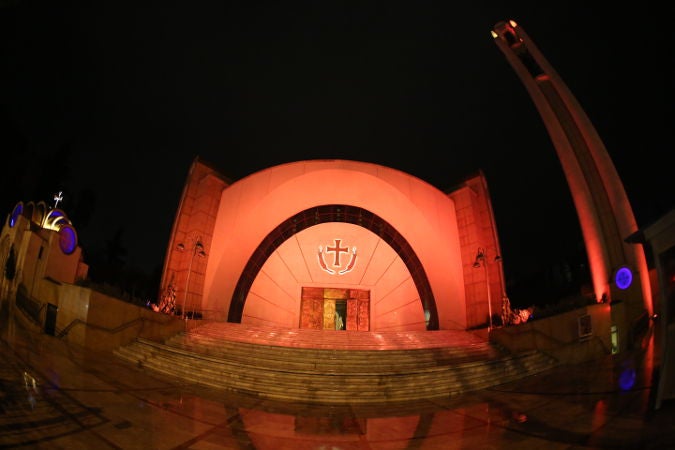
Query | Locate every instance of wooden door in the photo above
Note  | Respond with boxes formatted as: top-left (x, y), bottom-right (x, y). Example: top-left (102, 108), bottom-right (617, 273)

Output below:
top-left (300, 287), bottom-right (370, 331)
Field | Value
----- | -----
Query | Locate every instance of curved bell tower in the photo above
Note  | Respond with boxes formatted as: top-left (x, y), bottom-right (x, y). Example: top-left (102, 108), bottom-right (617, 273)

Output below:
top-left (491, 20), bottom-right (652, 350)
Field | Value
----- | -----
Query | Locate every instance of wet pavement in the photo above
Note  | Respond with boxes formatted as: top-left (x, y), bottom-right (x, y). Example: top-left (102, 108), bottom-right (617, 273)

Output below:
top-left (2, 298), bottom-right (675, 449)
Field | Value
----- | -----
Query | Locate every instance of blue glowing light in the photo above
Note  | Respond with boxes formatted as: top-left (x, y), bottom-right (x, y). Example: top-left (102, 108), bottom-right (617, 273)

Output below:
top-left (618, 367), bottom-right (636, 391)
top-left (58, 225), bottom-right (77, 255)
top-left (9, 203), bottom-right (23, 228)
top-left (615, 267), bottom-right (633, 290)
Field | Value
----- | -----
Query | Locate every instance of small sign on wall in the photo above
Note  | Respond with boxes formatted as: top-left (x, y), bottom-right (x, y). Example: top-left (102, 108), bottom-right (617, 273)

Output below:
top-left (578, 314), bottom-right (592, 341)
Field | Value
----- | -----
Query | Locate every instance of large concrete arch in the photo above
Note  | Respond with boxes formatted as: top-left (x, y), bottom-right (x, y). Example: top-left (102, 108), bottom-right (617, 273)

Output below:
top-left (227, 204), bottom-right (439, 329)
top-left (201, 160), bottom-right (468, 330)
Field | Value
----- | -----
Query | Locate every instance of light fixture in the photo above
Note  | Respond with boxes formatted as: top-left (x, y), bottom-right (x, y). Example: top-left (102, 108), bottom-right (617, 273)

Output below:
top-left (177, 237), bottom-right (207, 321)
top-left (473, 247), bottom-right (501, 331)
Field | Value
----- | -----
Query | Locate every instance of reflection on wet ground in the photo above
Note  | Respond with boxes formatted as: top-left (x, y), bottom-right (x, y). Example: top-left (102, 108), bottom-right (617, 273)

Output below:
top-left (2, 299), bottom-right (675, 449)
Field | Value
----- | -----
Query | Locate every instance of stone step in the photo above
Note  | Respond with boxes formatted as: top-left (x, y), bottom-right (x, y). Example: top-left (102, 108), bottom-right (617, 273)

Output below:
top-left (117, 338), bottom-right (547, 379)
top-left (163, 335), bottom-right (502, 370)
top-left (191, 321), bottom-right (490, 350)
top-left (114, 322), bottom-right (558, 404)
top-left (115, 348), bottom-right (554, 403)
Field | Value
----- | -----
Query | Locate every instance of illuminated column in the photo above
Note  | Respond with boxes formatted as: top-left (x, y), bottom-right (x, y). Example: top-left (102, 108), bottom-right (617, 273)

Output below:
top-left (491, 20), bottom-right (652, 336)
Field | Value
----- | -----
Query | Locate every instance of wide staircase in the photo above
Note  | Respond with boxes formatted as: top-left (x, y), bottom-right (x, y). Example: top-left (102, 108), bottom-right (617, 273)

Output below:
top-left (113, 321), bottom-right (558, 404)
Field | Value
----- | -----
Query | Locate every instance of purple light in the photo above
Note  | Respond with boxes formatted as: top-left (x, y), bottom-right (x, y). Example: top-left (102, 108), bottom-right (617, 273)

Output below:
top-left (618, 367), bottom-right (636, 391)
top-left (9, 203), bottom-right (23, 228)
top-left (615, 267), bottom-right (633, 290)
top-left (59, 225), bottom-right (78, 255)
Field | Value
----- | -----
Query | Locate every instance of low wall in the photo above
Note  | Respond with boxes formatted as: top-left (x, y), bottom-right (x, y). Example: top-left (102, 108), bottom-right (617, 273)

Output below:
top-left (15, 280), bottom-right (185, 353)
top-left (15, 278), bottom-right (634, 361)
top-left (76, 289), bottom-right (185, 352)
top-left (490, 303), bottom-right (614, 364)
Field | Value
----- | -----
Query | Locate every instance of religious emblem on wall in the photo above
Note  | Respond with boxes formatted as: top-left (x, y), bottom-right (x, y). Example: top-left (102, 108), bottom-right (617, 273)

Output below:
top-left (317, 238), bottom-right (357, 275)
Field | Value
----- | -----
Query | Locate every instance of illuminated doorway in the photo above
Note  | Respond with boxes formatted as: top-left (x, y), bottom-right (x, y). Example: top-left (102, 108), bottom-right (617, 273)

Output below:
top-left (300, 287), bottom-right (370, 331)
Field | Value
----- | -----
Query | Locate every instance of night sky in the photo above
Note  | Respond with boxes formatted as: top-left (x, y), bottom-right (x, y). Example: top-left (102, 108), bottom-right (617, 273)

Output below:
top-left (2, 2), bottom-right (673, 302)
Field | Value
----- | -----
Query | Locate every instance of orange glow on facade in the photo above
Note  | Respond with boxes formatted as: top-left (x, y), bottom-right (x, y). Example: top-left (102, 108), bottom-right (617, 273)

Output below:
top-left (160, 159), bottom-right (505, 332)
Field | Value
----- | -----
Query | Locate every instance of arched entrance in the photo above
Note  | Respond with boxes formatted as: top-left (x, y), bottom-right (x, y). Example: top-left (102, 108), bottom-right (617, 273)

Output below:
top-left (228, 204), bottom-right (438, 329)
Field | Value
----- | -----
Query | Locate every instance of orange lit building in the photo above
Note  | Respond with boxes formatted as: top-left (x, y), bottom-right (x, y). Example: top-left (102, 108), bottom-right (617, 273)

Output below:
top-left (157, 18), bottom-right (654, 346)
top-left (160, 158), bottom-right (506, 332)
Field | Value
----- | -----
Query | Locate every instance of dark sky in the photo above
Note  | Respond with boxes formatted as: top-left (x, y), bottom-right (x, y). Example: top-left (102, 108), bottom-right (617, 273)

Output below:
top-left (2, 2), bottom-right (673, 295)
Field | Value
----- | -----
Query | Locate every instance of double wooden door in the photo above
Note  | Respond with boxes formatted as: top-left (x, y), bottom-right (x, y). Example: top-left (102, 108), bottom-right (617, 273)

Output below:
top-left (300, 287), bottom-right (369, 331)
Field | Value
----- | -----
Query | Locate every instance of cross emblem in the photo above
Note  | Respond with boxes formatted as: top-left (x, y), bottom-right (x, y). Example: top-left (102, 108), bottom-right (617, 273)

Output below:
top-left (318, 238), bottom-right (358, 275)
top-left (325, 239), bottom-right (349, 266)
top-left (53, 191), bottom-right (63, 208)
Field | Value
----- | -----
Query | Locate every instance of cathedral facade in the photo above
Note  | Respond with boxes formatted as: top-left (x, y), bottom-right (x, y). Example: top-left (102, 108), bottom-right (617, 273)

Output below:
top-left (159, 158), bottom-right (505, 332)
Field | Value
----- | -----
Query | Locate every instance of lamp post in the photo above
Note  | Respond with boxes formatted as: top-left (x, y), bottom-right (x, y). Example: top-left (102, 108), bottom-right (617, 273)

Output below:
top-left (473, 247), bottom-right (501, 331)
top-left (177, 237), bottom-right (206, 320)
